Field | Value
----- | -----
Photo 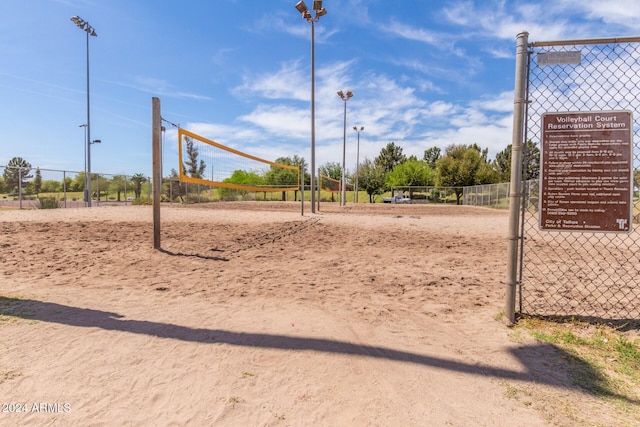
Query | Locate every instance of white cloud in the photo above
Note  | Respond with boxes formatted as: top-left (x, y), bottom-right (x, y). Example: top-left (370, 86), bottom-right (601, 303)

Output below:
top-left (379, 19), bottom-right (448, 47)
top-left (557, 0), bottom-right (640, 28)
top-left (234, 60), bottom-right (307, 101)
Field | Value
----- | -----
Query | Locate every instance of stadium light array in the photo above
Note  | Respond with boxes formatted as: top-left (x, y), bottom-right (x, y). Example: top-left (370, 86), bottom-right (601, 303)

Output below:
top-left (294, 0), bottom-right (327, 213)
top-left (70, 15), bottom-right (97, 206)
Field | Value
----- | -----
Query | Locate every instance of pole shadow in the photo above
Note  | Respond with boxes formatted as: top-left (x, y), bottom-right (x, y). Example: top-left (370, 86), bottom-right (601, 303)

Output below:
top-left (1, 297), bottom-right (637, 405)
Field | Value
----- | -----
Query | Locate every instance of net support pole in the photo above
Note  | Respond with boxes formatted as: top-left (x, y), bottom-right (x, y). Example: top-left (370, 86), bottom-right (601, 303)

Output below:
top-left (505, 31), bottom-right (528, 324)
top-left (152, 97), bottom-right (162, 249)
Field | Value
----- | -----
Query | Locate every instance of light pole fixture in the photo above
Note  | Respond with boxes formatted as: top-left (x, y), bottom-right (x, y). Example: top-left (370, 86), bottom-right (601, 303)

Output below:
top-left (71, 15), bottom-right (97, 206)
top-left (294, 0), bottom-right (327, 213)
top-left (352, 125), bottom-right (364, 203)
top-left (337, 90), bottom-right (353, 206)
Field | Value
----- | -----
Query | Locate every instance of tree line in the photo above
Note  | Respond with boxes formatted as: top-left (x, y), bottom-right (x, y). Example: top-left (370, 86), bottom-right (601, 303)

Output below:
top-left (345, 141), bottom-right (542, 203)
top-left (8, 141), bottom-right (638, 204)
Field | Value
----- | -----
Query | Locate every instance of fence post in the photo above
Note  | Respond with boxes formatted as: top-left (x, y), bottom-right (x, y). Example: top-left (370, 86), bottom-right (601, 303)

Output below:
top-left (18, 168), bottom-right (23, 210)
top-left (63, 171), bottom-right (67, 208)
top-left (300, 164), bottom-right (304, 216)
top-left (505, 31), bottom-right (529, 324)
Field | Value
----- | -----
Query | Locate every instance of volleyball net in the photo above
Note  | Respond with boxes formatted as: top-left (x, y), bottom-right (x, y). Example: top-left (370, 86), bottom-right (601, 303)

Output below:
top-left (178, 128), bottom-right (300, 192)
top-left (319, 174), bottom-right (341, 193)
top-left (319, 174), bottom-right (352, 193)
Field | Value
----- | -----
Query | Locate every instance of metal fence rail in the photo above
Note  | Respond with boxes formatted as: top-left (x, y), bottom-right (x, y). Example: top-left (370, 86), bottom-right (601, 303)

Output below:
top-left (463, 183), bottom-right (510, 208)
top-left (518, 37), bottom-right (640, 320)
top-left (0, 166), bottom-right (148, 209)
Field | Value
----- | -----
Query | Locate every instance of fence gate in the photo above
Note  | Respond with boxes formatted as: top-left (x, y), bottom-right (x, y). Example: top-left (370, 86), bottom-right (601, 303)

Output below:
top-left (512, 34), bottom-right (640, 321)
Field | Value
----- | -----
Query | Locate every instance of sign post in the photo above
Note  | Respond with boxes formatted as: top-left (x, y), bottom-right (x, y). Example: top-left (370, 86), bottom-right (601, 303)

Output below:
top-left (540, 110), bottom-right (633, 233)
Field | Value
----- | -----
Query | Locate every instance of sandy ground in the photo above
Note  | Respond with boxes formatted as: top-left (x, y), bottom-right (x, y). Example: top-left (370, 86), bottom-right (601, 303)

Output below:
top-left (0, 202), bottom-right (637, 426)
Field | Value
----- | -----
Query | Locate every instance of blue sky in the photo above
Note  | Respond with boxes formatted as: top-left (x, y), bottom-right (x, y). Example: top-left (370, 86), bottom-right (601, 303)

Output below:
top-left (1, 0), bottom-right (640, 179)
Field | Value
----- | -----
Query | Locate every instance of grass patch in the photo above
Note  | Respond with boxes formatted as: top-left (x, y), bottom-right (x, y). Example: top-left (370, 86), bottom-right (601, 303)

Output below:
top-left (228, 396), bottom-right (241, 408)
top-left (0, 296), bottom-right (35, 323)
top-left (515, 316), bottom-right (640, 400)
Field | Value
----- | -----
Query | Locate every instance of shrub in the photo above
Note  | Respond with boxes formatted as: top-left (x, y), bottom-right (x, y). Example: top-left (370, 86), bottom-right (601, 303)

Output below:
top-left (35, 197), bottom-right (63, 209)
top-left (131, 197), bottom-right (149, 205)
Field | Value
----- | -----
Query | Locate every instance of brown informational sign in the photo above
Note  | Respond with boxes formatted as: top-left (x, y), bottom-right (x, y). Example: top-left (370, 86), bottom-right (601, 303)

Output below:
top-left (540, 111), bottom-right (633, 232)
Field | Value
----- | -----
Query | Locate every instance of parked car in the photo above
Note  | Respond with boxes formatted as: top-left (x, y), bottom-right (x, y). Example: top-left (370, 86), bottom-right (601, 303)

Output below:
top-left (383, 193), bottom-right (411, 204)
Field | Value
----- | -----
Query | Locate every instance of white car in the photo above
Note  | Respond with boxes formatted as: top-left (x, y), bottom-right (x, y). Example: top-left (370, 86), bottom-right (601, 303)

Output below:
top-left (383, 194), bottom-right (411, 204)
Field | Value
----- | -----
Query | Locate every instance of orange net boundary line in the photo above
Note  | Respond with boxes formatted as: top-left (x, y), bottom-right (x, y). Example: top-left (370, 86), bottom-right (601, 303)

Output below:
top-left (178, 128), bottom-right (300, 192)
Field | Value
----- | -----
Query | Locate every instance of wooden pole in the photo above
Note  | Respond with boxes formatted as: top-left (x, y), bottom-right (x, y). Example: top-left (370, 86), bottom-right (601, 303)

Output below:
top-left (152, 97), bottom-right (162, 249)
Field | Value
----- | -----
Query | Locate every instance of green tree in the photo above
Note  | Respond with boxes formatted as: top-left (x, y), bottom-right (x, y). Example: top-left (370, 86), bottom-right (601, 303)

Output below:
top-left (475, 162), bottom-right (501, 184)
top-left (220, 170), bottom-right (265, 200)
top-left (131, 173), bottom-right (147, 199)
top-left (493, 145), bottom-right (511, 182)
top-left (183, 136), bottom-right (206, 178)
top-left (225, 170), bottom-right (264, 186)
top-left (41, 179), bottom-right (62, 193)
top-left (436, 144), bottom-right (485, 204)
top-left (494, 141), bottom-right (540, 182)
top-left (63, 176), bottom-right (74, 192)
top-left (33, 168), bottom-right (42, 195)
top-left (72, 172), bottom-right (87, 192)
top-left (385, 159), bottom-right (435, 190)
top-left (470, 143), bottom-right (490, 162)
top-left (265, 155), bottom-right (304, 201)
top-left (357, 158), bottom-right (386, 203)
top-left (423, 147), bottom-right (441, 169)
top-left (317, 161), bottom-right (343, 199)
top-left (3, 157), bottom-right (33, 194)
top-left (93, 174), bottom-right (110, 200)
top-left (319, 161), bottom-right (342, 180)
top-left (164, 169), bottom-right (186, 202)
top-left (110, 175), bottom-right (131, 201)
top-left (375, 142), bottom-right (407, 173)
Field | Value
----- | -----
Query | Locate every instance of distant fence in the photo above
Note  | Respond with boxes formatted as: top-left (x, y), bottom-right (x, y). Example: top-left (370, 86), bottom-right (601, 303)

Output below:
top-left (0, 166), bottom-right (303, 208)
top-left (162, 179), bottom-right (302, 203)
top-left (463, 183), bottom-right (510, 208)
top-left (389, 186), bottom-right (463, 204)
top-left (0, 166), bottom-right (149, 209)
top-left (0, 165), bottom-right (536, 209)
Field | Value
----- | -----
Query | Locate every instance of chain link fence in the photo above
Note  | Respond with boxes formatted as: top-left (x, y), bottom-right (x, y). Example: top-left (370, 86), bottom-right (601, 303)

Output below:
top-left (463, 182), bottom-right (510, 208)
top-left (518, 37), bottom-right (640, 320)
top-left (388, 186), bottom-right (464, 204)
top-left (0, 166), bottom-right (149, 208)
top-left (0, 166), bottom-right (303, 208)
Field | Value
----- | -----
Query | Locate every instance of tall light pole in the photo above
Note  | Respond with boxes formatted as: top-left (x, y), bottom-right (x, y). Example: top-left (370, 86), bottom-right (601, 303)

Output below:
top-left (337, 90), bottom-right (353, 206)
top-left (71, 15), bottom-right (97, 207)
top-left (79, 123), bottom-right (88, 205)
top-left (295, 1), bottom-right (326, 213)
top-left (352, 125), bottom-right (364, 203)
